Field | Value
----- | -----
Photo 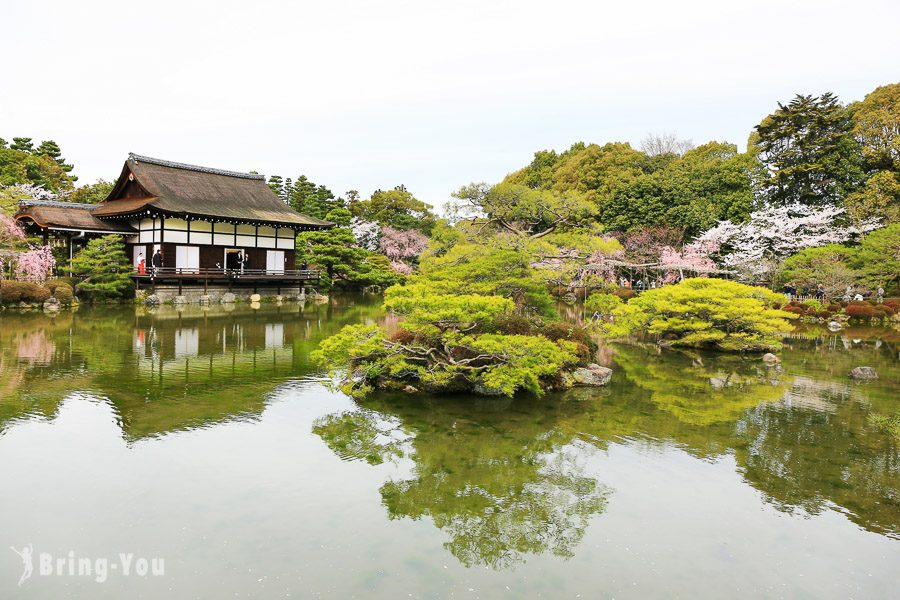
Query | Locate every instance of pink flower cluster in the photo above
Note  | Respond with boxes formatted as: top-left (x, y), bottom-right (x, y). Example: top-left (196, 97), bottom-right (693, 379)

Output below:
top-left (379, 226), bottom-right (429, 260)
top-left (390, 260), bottom-right (413, 275)
top-left (659, 240), bottom-right (718, 271)
top-left (15, 245), bottom-right (56, 284)
top-left (1, 214), bottom-right (26, 244)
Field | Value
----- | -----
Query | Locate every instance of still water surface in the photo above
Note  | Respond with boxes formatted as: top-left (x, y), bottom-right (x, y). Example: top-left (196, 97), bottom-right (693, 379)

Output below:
top-left (0, 296), bottom-right (897, 598)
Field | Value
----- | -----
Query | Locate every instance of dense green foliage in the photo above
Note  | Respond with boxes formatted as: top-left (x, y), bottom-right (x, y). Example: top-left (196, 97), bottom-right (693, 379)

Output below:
top-left (500, 140), bottom-right (759, 237)
top-left (349, 185), bottom-right (437, 234)
top-left (69, 235), bottom-right (134, 299)
top-left (780, 245), bottom-right (857, 296)
top-left (754, 93), bottom-right (864, 207)
top-left (852, 223), bottom-right (900, 291)
top-left (295, 227), bottom-right (400, 290)
top-left (267, 174), bottom-right (340, 219)
top-left (604, 278), bottom-right (795, 351)
top-left (0, 136), bottom-right (76, 191)
top-left (67, 179), bottom-right (114, 204)
top-left (414, 243), bottom-right (557, 316)
top-left (584, 292), bottom-right (622, 316)
top-left (312, 286), bottom-right (581, 397)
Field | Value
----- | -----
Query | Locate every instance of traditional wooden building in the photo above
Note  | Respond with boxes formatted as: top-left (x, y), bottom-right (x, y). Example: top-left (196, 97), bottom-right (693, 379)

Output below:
top-left (16, 153), bottom-right (333, 300)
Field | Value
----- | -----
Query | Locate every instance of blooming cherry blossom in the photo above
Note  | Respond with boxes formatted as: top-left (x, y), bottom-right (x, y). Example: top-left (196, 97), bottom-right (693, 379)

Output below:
top-left (350, 218), bottom-right (381, 251)
top-left (697, 203), bottom-right (880, 280)
top-left (15, 245), bottom-right (56, 284)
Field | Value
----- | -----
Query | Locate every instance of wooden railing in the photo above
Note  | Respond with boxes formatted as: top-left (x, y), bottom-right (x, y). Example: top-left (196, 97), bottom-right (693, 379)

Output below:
top-left (132, 267), bottom-right (320, 280)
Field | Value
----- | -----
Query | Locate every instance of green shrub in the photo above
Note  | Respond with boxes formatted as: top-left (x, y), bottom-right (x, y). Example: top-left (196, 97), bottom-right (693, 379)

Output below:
top-left (22, 283), bottom-right (51, 303)
top-left (584, 293), bottom-right (623, 315)
top-left (603, 278), bottom-right (795, 352)
top-left (46, 278), bottom-right (78, 294)
top-left (801, 298), bottom-right (825, 312)
top-left (53, 283), bottom-right (74, 304)
top-left (540, 322), bottom-right (598, 355)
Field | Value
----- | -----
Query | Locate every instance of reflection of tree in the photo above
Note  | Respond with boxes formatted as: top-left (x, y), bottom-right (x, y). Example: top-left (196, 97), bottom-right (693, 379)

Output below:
top-left (314, 395), bottom-right (610, 569)
top-left (312, 410), bottom-right (410, 465)
top-left (612, 344), bottom-right (790, 425)
top-left (735, 397), bottom-right (899, 538)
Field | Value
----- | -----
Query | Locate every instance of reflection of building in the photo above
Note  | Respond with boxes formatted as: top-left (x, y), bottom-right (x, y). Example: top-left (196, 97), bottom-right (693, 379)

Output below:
top-left (16, 153), bottom-right (333, 301)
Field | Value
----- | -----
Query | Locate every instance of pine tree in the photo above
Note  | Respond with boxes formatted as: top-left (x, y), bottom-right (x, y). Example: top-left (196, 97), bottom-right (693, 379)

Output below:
top-left (755, 93), bottom-right (864, 207)
top-left (267, 175), bottom-right (284, 200)
top-left (282, 177), bottom-right (293, 205)
top-left (11, 137), bottom-right (34, 153)
top-left (35, 140), bottom-right (74, 173)
top-left (69, 235), bottom-right (135, 299)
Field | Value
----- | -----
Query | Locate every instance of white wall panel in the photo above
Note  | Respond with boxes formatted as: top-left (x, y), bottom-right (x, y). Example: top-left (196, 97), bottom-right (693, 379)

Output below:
top-left (166, 230), bottom-right (188, 244)
top-left (212, 234), bottom-right (235, 246)
top-left (190, 232), bottom-right (212, 245)
top-left (276, 237), bottom-right (294, 250)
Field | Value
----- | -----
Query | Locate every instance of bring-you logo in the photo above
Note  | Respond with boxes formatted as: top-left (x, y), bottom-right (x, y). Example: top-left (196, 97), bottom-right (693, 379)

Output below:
top-left (10, 544), bottom-right (164, 586)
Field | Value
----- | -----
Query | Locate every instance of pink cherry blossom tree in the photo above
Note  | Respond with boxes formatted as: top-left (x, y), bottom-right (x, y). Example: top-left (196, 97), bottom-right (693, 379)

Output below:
top-left (379, 226), bottom-right (429, 261)
top-left (15, 245), bottom-right (56, 284)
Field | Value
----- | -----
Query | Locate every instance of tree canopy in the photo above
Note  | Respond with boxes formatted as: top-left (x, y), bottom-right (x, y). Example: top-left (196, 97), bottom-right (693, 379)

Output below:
top-left (603, 278), bottom-right (795, 352)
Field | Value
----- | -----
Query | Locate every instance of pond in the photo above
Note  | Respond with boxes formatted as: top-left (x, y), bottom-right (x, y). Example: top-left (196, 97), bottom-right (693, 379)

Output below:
top-left (0, 297), bottom-right (897, 598)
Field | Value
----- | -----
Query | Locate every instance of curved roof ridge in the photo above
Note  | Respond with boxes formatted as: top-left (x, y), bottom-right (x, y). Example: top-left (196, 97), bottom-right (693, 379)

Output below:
top-left (19, 199), bottom-right (98, 210)
top-left (128, 153), bottom-right (265, 181)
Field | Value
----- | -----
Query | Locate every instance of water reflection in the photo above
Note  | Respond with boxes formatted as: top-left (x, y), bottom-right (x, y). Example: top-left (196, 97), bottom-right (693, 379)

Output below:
top-left (313, 328), bottom-right (899, 564)
top-left (0, 302), bottom-right (897, 579)
top-left (0, 297), bottom-right (385, 439)
top-left (314, 395), bottom-right (610, 569)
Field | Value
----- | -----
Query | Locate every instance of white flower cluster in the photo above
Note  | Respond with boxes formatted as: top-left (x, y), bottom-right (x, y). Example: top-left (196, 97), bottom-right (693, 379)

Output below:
top-left (350, 217), bottom-right (381, 250)
top-left (697, 203), bottom-right (880, 278)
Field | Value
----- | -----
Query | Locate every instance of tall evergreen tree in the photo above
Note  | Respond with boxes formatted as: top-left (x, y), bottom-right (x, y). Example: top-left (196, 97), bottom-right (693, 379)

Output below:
top-left (282, 177), bottom-right (293, 205)
top-left (754, 93), bottom-right (864, 207)
top-left (11, 137), bottom-right (34, 153)
top-left (35, 140), bottom-right (74, 173)
top-left (267, 175), bottom-right (284, 200)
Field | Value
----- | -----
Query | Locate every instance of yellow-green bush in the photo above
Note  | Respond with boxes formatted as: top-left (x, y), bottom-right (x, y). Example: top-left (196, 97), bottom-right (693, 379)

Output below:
top-left (603, 278), bottom-right (796, 352)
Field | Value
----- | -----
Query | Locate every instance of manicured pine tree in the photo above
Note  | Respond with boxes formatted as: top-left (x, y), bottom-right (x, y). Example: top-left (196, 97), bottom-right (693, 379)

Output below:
top-left (267, 175), bottom-right (284, 200)
top-left (35, 140), bottom-right (74, 173)
top-left (69, 235), bottom-right (135, 299)
top-left (11, 137), bottom-right (34, 153)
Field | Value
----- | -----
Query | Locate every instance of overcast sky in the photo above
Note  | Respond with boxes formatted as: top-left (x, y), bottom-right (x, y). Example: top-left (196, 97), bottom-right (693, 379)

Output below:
top-left (2, 0), bottom-right (898, 211)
